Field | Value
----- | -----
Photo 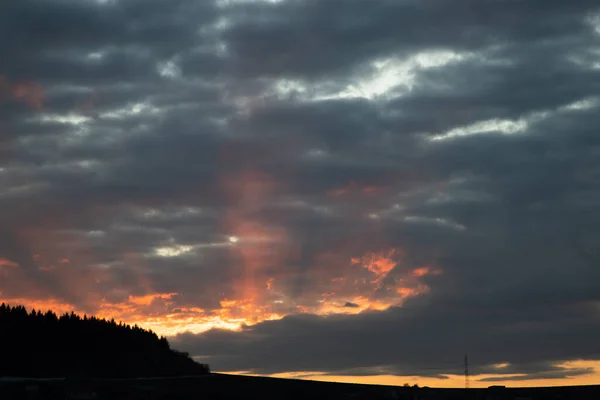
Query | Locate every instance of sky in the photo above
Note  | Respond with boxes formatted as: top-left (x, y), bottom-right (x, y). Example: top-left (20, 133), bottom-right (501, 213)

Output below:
top-left (1, 0), bottom-right (600, 389)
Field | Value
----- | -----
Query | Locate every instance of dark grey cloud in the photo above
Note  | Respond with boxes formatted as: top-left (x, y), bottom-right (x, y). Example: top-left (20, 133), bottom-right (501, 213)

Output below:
top-left (1, 0), bottom-right (600, 382)
top-left (220, 0), bottom-right (599, 78)
top-left (172, 296), bottom-right (600, 377)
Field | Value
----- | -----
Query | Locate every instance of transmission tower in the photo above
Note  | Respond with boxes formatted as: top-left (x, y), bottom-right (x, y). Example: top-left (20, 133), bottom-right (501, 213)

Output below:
top-left (464, 354), bottom-right (470, 389)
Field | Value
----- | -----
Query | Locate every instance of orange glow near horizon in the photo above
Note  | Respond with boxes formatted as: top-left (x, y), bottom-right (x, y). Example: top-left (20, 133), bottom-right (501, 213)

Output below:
top-left (3, 247), bottom-right (598, 388)
top-left (0, 247), bottom-right (439, 336)
top-left (1, 164), bottom-right (451, 382)
top-left (274, 371), bottom-right (600, 388)
top-left (232, 360), bottom-right (600, 388)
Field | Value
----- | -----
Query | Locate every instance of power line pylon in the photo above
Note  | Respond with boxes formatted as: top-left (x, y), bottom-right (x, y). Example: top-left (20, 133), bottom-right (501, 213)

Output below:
top-left (464, 354), bottom-right (470, 389)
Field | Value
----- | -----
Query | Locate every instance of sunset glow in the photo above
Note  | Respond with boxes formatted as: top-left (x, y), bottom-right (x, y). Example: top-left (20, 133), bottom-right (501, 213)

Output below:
top-left (2, 0), bottom-right (599, 390)
top-left (0, 246), bottom-right (437, 336)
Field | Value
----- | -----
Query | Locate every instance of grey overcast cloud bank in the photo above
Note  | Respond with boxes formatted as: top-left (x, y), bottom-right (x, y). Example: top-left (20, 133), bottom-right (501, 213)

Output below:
top-left (1, 0), bottom-right (600, 382)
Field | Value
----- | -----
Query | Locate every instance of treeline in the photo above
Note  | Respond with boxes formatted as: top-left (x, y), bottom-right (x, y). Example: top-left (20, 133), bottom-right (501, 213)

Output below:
top-left (0, 303), bottom-right (210, 378)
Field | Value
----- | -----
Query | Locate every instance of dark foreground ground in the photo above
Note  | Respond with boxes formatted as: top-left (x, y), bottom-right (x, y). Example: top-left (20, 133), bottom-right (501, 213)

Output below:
top-left (1, 373), bottom-right (599, 400)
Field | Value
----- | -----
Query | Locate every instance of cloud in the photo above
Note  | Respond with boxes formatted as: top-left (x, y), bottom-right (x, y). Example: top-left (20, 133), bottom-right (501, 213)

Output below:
top-left (1, 0), bottom-right (600, 384)
top-left (172, 296), bottom-right (600, 377)
top-left (0, 257), bottom-right (18, 268)
top-left (479, 364), bottom-right (595, 382)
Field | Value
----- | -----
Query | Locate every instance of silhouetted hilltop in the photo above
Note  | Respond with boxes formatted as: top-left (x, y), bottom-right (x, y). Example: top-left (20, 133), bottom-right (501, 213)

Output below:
top-left (0, 303), bottom-right (209, 378)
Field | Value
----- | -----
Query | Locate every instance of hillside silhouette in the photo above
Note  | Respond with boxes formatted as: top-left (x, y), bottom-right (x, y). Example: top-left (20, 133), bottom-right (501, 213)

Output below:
top-left (0, 303), bottom-right (209, 378)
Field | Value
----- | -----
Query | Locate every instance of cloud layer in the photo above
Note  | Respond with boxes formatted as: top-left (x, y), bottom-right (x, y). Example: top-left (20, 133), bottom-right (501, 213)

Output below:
top-left (1, 0), bottom-right (600, 384)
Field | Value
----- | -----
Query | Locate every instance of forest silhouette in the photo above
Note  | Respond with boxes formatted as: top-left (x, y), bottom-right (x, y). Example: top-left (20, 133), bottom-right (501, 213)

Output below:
top-left (0, 303), bottom-right (210, 378)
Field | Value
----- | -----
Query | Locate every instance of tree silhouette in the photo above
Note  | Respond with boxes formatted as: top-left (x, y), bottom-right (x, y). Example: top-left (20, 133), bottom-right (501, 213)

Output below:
top-left (0, 303), bottom-right (210, 378)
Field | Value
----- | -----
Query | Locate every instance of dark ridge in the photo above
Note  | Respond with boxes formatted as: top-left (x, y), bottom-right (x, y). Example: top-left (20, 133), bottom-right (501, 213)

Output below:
top-left (1, 374), bottom-right (600, 400)
top-left (0, 303), bottom-right (210, 378)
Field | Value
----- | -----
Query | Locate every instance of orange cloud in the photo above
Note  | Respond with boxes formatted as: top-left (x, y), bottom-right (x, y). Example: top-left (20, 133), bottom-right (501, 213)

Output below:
top-left (0, 298), bottom-right (77, 316)
top-left (315, 249), bottom-right (441, 315)
top-left (0, 250), bottom-right (439, 336)
top-left (353, 249), bottom-right (401, 281)
top-left (2, 245), bottom-right (439, 336)
top-left (412, 266), bottom-right (443, 277)
top-left (218, 298), bottom-right (284, 326)
top-left (128, 293), bottom-right (178, 306)
top-left (397, 285), bottom-right (430, 298)
top-left (0, 258), bottom-right (18, 268)
top-left (4, 170), bottom-right (439, 337)
top-left (0, 293), bottom-right (248, 336)
top-left (412, 266), bottom-right (430, 277)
